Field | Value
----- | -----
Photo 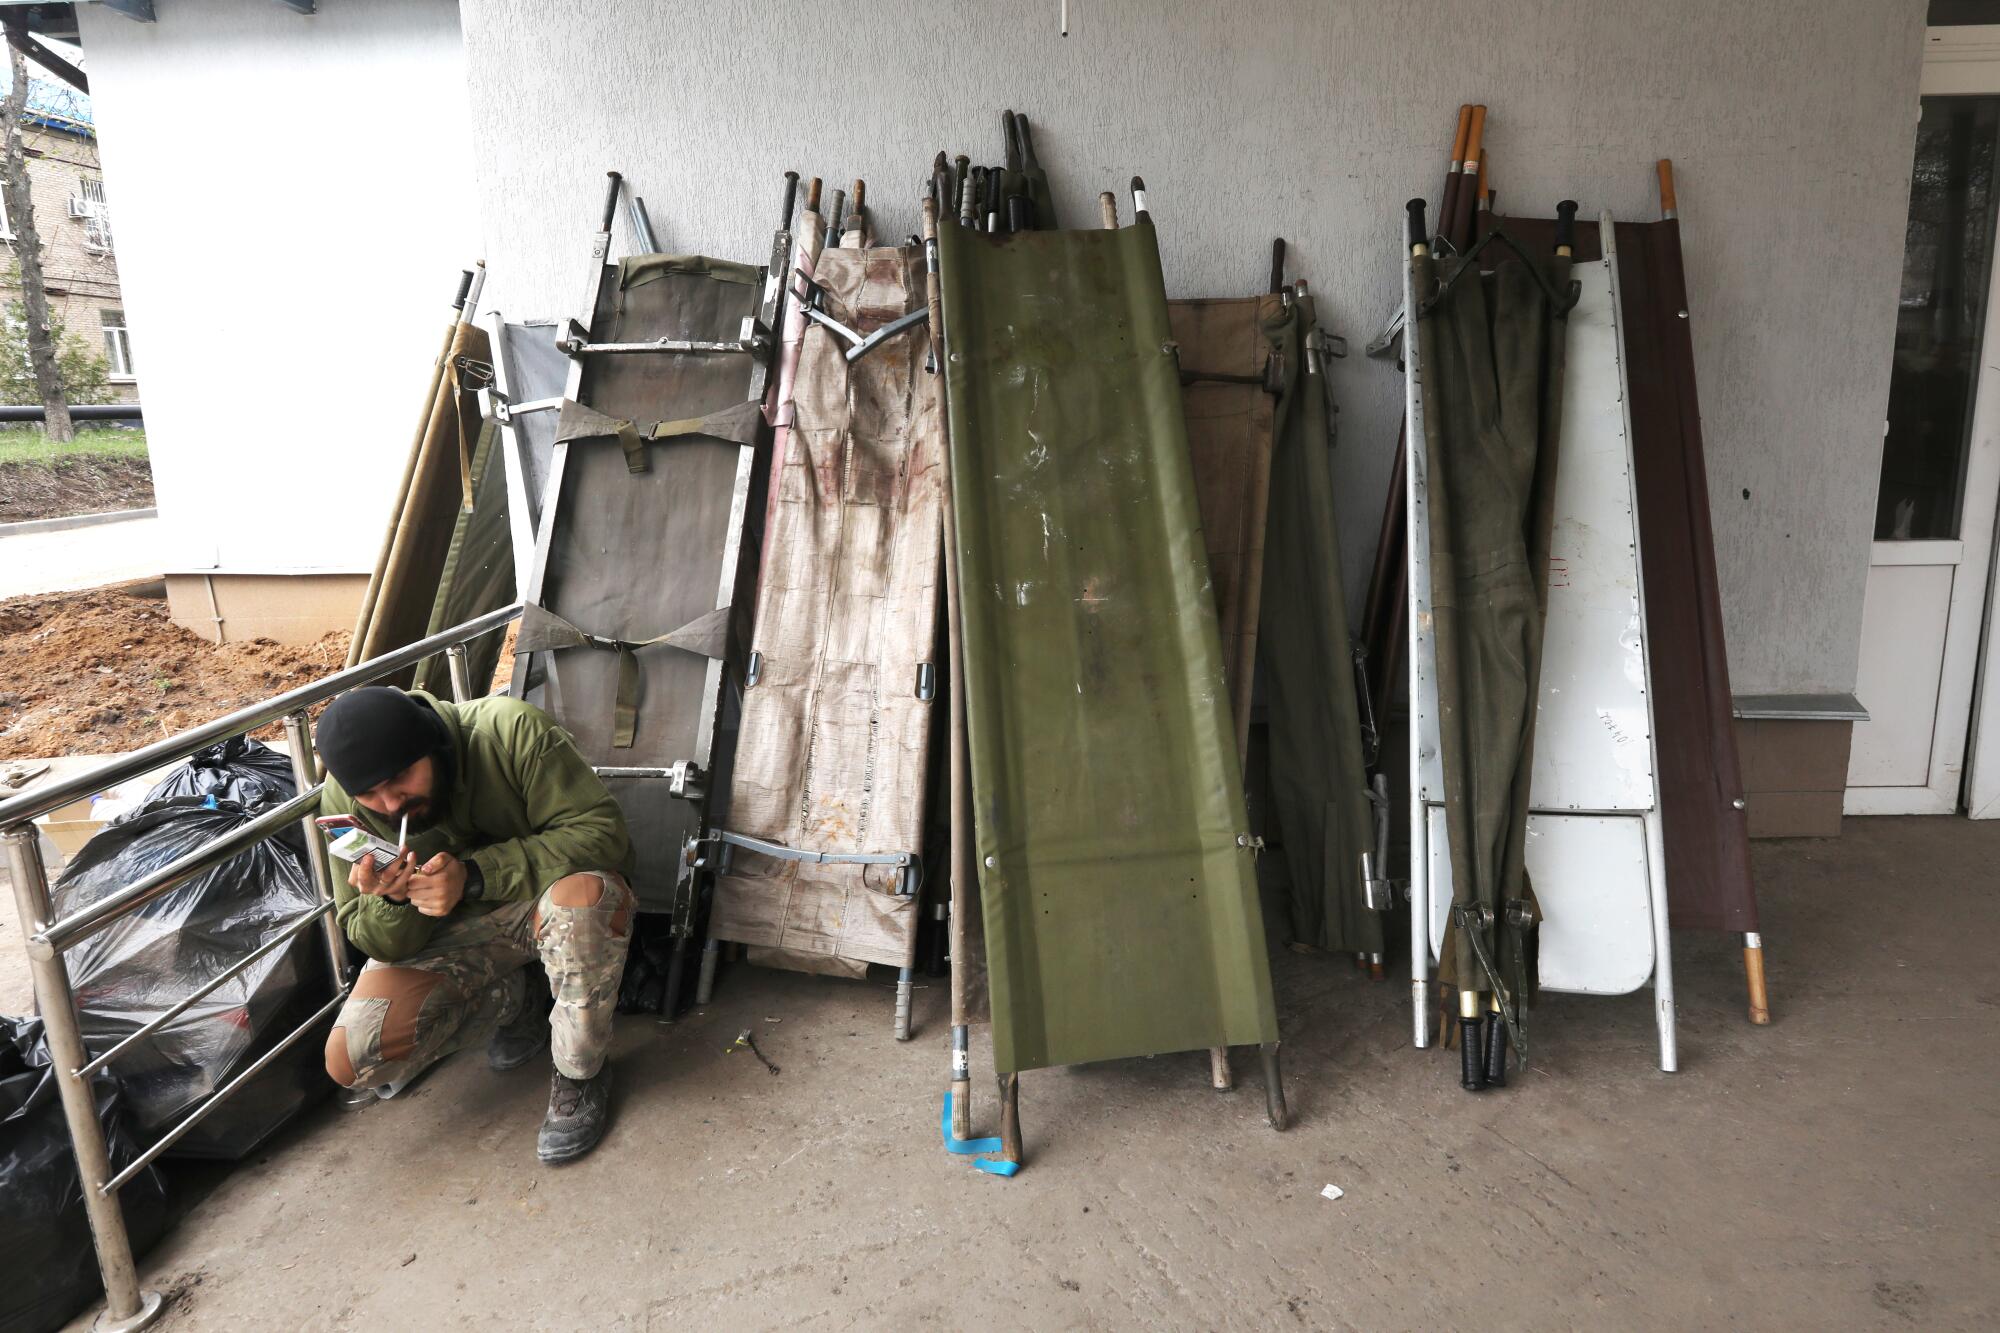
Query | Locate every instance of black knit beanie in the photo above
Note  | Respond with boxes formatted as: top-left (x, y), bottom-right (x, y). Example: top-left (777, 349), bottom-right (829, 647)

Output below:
top-left (314, 688), bottom-right (451, 795)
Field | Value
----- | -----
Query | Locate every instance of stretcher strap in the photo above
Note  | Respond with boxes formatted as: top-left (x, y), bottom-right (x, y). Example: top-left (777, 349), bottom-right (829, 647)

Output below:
top-left (517, 601), bottom-right (736, 748)
top-left (619, 253), bottom-right (763, 291)
top-left (555, 398), bottom-right (764, 477)
top-left (445, 330), bottom-right (492, 510)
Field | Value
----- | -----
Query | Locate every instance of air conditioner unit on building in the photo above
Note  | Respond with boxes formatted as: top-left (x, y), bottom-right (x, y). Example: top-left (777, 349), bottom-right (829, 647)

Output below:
top-left (68, 195), bottom-right (94, 219)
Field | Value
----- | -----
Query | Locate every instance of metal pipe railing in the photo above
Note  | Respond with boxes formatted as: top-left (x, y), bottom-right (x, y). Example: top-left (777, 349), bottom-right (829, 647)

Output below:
top-left (1, 603), bottom-right (522, 1330)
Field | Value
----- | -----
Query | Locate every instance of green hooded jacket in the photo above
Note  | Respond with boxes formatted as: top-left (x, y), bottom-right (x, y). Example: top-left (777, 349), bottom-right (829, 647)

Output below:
top-left (318, 692), bottom-right (633, 963)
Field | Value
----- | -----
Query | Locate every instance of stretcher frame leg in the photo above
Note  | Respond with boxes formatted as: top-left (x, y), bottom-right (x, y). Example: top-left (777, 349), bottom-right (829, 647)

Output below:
top-left (1743, 932), bottom-right (1770, 1025)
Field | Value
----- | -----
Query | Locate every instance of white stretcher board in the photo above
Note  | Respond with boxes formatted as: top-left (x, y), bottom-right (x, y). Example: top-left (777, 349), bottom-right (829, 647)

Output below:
top-left (1406, 214), bottom-right (1677, 1068)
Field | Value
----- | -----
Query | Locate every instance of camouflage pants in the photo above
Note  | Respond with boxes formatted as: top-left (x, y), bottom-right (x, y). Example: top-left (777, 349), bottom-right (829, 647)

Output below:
top-left (325, 870), bottom-right (635, 1090)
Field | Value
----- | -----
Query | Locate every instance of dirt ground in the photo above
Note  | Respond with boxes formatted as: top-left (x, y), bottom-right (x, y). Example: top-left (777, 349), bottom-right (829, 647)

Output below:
top-left (0, 456), bottom-right (156, 524)
top-left (0, 582), bottom-right (519, 762)
top-left (0, 581), bottom-right (348, 761)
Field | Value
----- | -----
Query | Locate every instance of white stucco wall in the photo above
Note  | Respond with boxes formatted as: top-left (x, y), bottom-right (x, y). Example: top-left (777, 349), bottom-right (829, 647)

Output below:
top-left (461, 0), bottom-right (1924, 697)
top-left (75, 0), bottom-right (480, 575)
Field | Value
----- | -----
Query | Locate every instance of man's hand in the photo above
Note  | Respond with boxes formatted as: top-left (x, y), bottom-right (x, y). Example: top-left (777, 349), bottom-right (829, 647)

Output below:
top-left (407, 852), bottom-right (468, 918)
top-left (350, 850), bottom-right (415, 902)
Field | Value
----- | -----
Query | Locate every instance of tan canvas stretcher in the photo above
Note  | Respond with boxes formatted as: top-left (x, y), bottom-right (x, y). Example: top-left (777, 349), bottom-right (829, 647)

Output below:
top-left (706, 242), bottom-right (945, 1012)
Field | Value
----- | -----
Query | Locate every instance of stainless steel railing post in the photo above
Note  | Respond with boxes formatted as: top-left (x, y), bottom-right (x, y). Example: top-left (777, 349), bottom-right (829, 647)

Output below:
top-left (281, 710), bottom-right (350, 990)
top-left (3, 826), bottom-right (164, 1331)
top-left (445, 643), bottom-right (472, 704)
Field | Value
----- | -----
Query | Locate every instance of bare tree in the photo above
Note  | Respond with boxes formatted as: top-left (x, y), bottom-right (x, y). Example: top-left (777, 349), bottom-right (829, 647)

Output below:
top-left (1, 39), bottom-right (72, 441)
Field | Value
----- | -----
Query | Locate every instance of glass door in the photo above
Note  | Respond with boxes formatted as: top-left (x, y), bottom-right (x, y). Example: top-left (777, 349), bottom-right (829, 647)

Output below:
top-left (1850, 30), bottom-right (2000, 814)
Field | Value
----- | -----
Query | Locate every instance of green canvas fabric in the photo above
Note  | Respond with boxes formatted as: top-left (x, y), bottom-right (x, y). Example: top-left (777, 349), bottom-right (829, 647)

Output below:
top-left (413, 413), bottom-right (514, 699)
top-left (1413, 238), bottom-right (1572, 999)
top-left (1256, 294), bottom-right (1380, 955)
top-left (939, 221), bottom-right (1278, 1075)
top-left (620, 253), bottom-right (761, 291)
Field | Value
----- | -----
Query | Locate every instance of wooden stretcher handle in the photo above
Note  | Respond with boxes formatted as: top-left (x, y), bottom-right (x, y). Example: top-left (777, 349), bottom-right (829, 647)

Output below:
top-left (1657, 158), bottom-right (1678, 218)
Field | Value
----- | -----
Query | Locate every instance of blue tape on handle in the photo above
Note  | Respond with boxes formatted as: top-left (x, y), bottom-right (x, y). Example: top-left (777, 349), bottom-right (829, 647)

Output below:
top-left (940, 1091), bottom-right (1003, 1155)
top-left (941, 1091), bottom-right (1020, 1176)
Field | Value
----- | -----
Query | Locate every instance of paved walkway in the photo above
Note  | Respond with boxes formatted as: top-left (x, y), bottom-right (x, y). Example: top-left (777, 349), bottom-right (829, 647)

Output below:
top-left (47, 815), bottom-right (2000, 1330)
top-left (0, 513), bottom-right (167, 598)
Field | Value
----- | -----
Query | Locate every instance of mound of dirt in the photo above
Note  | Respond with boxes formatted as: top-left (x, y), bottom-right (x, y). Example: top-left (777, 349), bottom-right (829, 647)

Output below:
top-left (0, 455), bottom-right (156, 524)
top-left (0, 580), bottom-right (348, 761)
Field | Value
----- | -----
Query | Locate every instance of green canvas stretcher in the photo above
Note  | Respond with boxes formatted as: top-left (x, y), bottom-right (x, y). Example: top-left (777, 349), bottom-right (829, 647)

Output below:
top-left (939, 220), bottom-right (1279, 1076)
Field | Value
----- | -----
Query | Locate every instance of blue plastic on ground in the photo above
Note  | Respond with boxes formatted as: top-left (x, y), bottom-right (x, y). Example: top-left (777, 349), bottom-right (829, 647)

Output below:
top-left (940, 1090), bottom-right (1019, 1175)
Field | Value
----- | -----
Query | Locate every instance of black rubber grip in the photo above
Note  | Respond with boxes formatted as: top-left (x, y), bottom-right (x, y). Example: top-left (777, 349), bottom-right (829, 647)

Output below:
top-left (1483, 1011), bottom-right (1509, 1087)
top-left (1269, 238), bottom-right (1286, 294)
top-left (451, 269), bottom-right (474, 310)
top-left (1007, 194), bottom-right (1030, 234)
top-left (1555, 199), bottom-right (1579, 252)
top-left (600, 171), bottom-right (623, 232)
top-left (1460, 1017), bottom-right (1487, 1091)
top-left (1406, 198), bottom-right (1428, 250)
top-left (779, 171), bottom-right (799, 227)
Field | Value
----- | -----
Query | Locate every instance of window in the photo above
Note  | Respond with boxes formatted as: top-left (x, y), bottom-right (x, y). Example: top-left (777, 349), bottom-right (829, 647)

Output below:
top-left (0, 188), bottom-right (11, 241)
top-left (76, 178), bottom-right (110, 253)
top-left (101, 308), bottom-right (133, 380)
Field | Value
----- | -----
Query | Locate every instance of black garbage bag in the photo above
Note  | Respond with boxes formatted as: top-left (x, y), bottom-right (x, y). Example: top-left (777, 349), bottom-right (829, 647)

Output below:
top-left (1, 1014), bottom-right (170, 1333)
top-left (143, 737), bottom-right (297, 811)
top-left (51, 794), bottom-right (332, 1159)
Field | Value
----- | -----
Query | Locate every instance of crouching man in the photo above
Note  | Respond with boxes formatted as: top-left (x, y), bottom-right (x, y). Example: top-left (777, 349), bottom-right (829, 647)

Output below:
top-left (315, 686), bottom-right (635, 1164)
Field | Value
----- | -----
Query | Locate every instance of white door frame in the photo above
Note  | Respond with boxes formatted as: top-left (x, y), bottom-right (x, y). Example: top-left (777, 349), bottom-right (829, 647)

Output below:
top-left (1850, 25), bottom-right (2000, 817)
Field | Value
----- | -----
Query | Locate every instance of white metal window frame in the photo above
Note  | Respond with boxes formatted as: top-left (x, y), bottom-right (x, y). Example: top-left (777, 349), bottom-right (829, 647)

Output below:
top-left (1918, 26), bottom-right (2000, 818)
top-left (75, 177), bottom-right (111, 254)
top-left (100, 307), bottom-right (133, 381)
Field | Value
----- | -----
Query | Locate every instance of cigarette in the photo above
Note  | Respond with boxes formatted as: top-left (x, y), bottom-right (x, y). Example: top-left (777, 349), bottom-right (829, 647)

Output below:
top-left (398, 813), bottom-right (408, 855)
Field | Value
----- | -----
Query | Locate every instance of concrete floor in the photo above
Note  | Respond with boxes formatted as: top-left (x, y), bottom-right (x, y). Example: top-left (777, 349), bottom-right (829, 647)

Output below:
top-left (34, 816), bottom-right (2000, 1330)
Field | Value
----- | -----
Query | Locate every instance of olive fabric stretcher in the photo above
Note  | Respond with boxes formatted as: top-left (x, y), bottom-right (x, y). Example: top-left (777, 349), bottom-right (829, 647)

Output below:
top-left (939, 217), bottom-right (1279, 1076)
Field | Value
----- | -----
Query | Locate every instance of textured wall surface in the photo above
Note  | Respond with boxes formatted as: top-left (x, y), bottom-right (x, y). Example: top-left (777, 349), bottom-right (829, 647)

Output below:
top-left (462, 0), bottom-right (1925, 697)
top-left (76, 0), bottom-right (481, 574)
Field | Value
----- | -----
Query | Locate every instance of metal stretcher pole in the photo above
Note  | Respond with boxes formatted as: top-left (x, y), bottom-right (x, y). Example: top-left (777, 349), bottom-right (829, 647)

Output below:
top-left (1404, 197), bottom-right (1435, 1051)
top-left (345, 269), bottom-right (475, 669)
top-left (927, 189), bottom-right (977, 1140)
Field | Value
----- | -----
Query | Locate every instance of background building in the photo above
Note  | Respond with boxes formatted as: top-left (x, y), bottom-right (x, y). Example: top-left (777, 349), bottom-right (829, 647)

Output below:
top-left (0, 41), bottom-right (134, 404)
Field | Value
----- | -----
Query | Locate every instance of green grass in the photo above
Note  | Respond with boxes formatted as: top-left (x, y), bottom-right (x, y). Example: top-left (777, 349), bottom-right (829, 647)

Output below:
top-left (0, 426), bottom-right (148, 466)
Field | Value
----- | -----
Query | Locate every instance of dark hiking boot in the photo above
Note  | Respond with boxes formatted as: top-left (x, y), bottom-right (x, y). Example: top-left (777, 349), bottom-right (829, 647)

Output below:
top-left (487, 967), bottom-right (550, 1071)
top-left (537, 1065), bottom-right (611, 1164)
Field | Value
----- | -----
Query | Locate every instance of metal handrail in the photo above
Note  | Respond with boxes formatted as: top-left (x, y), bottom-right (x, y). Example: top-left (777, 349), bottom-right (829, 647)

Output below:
top-left (1, 603), bottom-right (523, 1331)
top-left (29, 787), bottom-right (322, 961)
top-left (0, 601), bottom-right (522, 830)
